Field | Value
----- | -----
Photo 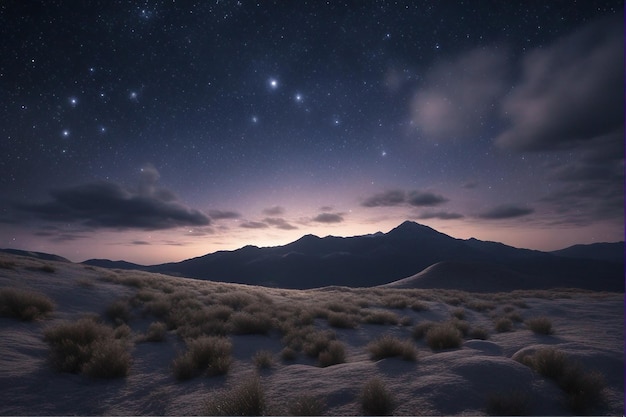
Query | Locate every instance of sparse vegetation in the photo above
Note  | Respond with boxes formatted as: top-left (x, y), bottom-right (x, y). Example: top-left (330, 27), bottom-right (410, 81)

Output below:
top-left (516, 347), bottom-right (606, 415)
top-left (412, 320), bottom-right (435, 340)
top-left (0, 287), bottom-right (55, 321)
top-left (361, 377), bottom-right (395, 415)
top-left (43, 317), bottom-right (131, 378)
top-left (105, 299), bottom-right (131, 325)
top-left (139, 321), bottom-right (167, 342)
top-left (526, 316), bottom-right (553, 335)
top-left (318, 340), bottom-right (346, 367)
top-left (286, 395), bottom-right (326, 416)
top-left (451, 307), bottom-right (465, 320)
top-left (469, 326), bottom-right (489, 340)
top-left (425, 322), bottom-right (463, 350)
top-left (204, 375), bottom-right (265, 416)
top-left (172, 336), bottom-right (232, 380)
top-left (362, 309), bottom-right (399, 325)
top-left (327, 311), bottom-right (358, 328)
top-left (229, 311), bottom-right (272, 334)
top-left (0, 259), bottom-right (16, 269)
top-left (253, 350), bottom-right (274, 369)
top-left (367, 335), bottom-right (417, 361)
top-left (494, 317), bottom-right (513, 333)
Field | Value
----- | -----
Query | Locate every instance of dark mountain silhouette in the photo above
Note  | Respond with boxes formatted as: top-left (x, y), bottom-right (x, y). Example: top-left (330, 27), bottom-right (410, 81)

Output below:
top-left (82, 259), bottom-right (148, 270)
top-left (0, 248), bottom-right (70, 263)
top-left (550, 242), bottom-right (624, 263)
top-left (130, 221), bottom-right (623, 292)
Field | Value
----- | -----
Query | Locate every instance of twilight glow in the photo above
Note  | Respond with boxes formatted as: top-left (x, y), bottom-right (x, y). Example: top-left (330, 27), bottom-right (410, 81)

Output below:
top-left (0, 2), bottom-right (623, 265)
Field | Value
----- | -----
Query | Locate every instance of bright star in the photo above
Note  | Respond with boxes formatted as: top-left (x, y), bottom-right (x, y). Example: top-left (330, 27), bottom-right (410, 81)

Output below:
top-left (382, 150), bottom-right (387, 157)
top-left (129, 91), bottom-right (138, 101)
top-left (268, 78), bottom-right (278, 89)
top-left (62, 129), bottom-right (70, 137)
top-left (251, 116), bottom-right (258, 123)
top-left (69, 97), bottom-right (78, 107)
top-left (294, 93), bottom-right (303, 102)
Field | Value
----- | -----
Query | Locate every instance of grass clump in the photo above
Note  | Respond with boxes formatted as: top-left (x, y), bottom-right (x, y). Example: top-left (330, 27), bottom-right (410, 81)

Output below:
top-left (516, 347), bottom-right (606, 414)
top-left (0, 287), bottom-right (54, 321)
top-left (172, 336), bottom-right (232, 380)
top-left (525, 316), bottom-right (553, 335)
top-left (361, 377), bottom-right (395, 415)
top-left (105, 299), bottom-right (131, 325)
top-left (494, 317), bottom-right (513, 333)
top-left (327, 311), bottom-right (358, 328)
top-left (425, 322), bottom-right (462, 350)
top-left (367, 335), bottom-right (417, 361)
top-left (43, 317), bottom-right (131, 378)
top-left (253, 350), bottom-right (274, 369)
top-left (362, 309), bottom-right (399, 325)
top-left (229, 311), bottom-right (272, 334)
top-left (469, 326), bottom-right (489, 340)
top-left (486, 390), bottom-right (531, 416)
top-left (286, 395), bottom-right (325, 416)
top-left (318, 340), bottom-right (346, 367)
top-left (412, 320), bottom-right (435, 340)
top-left (139, 321), bottom-right (167, 342)
top-left (204, 375), bottom-right (265, 416)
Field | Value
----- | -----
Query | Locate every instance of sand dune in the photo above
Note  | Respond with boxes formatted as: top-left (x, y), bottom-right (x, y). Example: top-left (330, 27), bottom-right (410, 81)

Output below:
top-left (0, 252), bottom-right (623, 415)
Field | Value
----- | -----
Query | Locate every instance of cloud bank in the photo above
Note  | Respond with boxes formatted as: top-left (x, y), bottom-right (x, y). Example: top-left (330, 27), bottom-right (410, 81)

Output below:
top-left (19, 165), bottom-right (210, 230)
top-left (362, 190), bottom-right (448, 208)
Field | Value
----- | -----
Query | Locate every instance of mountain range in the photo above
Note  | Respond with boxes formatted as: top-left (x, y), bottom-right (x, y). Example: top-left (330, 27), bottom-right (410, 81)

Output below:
top-left (71, 221), bottom-right (624, 292)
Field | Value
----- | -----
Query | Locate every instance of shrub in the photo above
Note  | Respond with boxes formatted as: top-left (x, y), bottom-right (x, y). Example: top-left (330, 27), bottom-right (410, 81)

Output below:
top-left (40, 265), bottom-right (56, 273)
top-left (494, 317), bottom-right (513, 333)
top-left (507, 311), bottom-right (524, 323)
top-left (287, 395), bottom-right (325, 416)
top-left (410, 301), bottom-right (429, 311)
top-left (43, 317), bottom-right (131, 378)
top-left (486, 391), bottom-right (531, 416)
top-left (426, 323), bottom-right (462, 350)
top-left (302, 330), bottom-right (336, 358)
top-left (280, 346), bottom-right (297, 361)
top-left (327, 311), bottom-right (358, 328)
top-left (517, 348), bottom-right (606, 414)
top-left (450, 318), bottom-right (470, 336)
top-left (361, 377), bottom-right (395, 415)
top-left (229, 311), bottom-right (272, 334)
top-left (105, 299), bottom-right (131, 325)
top-left (451, 307), bottom-right (465, 320)
top-left (204, 375), bottom-right (265, 416)
top-left (253, 350), bottom-right (274, 369)
top-left (525, 316), bottom-right (553, 335)
top-left (0, 287), bottom-right (54, 321)
top-left (412, 320), bottom-right (435, 340)
top-left (363, 309), bottom-right (399, 325)
top-left (399, 316), bottom-right (413, 326)
top-left (469, 326), bottom-right (489, 340)
top-left (367, 335), bottom-right (417, 361)
top-left (381, 295), bottom-right (409, 309)
top-left (467, 300), bottom-right (495, 312)
top-left (318, 340), bottom-right (346, 367)
top-left (140, 321), bottom-right (167, 342)
top-left (172, 336), bottom-right (232, 380)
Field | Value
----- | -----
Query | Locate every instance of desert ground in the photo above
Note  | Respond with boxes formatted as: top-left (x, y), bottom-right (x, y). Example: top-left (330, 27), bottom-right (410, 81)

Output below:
top-left (0, 252), bottom-right (623, 415)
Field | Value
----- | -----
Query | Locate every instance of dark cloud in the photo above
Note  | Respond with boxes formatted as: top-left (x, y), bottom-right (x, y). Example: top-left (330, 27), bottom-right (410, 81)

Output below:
top-left (208, 210), bottom-right (241, 220)
top-left (262, 206), bottom-right (285, 216)
top-left (411, 48), bottom-right (509, 140)
top-left (319, 206), bottom-right (334, 212)
top-left (407, 191), bottom-right (448, 207)
top-left (362, 189), bottom-right (448, 208)
top-left (478, 205), bottom-right (534, 220)
top-left (131, 240), bottom-right (151, 245)
top-left (313, 213), bottom-right (344, 223)
top-left (496, 14), bottom-right (623, 152)
top-left (239, 221), bottom-right (269, 229)
top-left (34, 231), bottom-right (86, 242)
top-left (418, 211), bottom-right (464, 220)
top-left (264, 217), bottom-right (298, 230)
top-left (17, 166), bottom-right (210, 230)
top-left (361, 190), bottom-right (406, 207)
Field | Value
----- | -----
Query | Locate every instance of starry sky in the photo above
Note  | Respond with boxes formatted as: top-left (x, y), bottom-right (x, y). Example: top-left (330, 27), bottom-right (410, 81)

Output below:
top-left (1, 1), bottom-right (623, 265)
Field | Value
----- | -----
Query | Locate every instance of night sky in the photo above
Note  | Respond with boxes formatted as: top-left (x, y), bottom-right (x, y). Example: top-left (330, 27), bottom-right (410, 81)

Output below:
top-left (1, 1), bottom-right (623, 265)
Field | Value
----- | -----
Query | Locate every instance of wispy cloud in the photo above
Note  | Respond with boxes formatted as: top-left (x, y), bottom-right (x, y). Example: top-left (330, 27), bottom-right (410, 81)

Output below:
top-left (478, 205), bottom-right (534, 220)
top-left (208, 210), bottom-right (241, 220)
top-left (312, 213), bottom-right (344, 223)
top-left (262, 206), bottom-right (285, 216)
top-left (417, 211), bottom-right (464, 220)
top-left (264, 217), bottom-right (298, 230)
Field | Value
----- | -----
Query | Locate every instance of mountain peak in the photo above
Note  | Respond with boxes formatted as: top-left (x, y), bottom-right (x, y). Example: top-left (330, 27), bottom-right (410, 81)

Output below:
top-left (388, 220), bottom-right (438, 235)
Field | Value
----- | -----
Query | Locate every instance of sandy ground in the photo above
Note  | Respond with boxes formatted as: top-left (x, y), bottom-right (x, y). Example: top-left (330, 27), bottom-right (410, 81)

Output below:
top-left (0, 253), bottom-right (623, 415)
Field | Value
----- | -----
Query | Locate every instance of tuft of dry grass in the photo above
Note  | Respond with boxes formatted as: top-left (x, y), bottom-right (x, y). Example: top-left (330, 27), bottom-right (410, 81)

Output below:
top-left (367, 335), bottom-right (417, 361)
top-left (229, 311), bottom-right (272, 335)
top-left (425, 322), bottom-right (462, 350)
top-left (105, 299), bottom-right (131, 325)
top-left (516, 347), bottom-right (606, 415)
top-left (43, 317), bottom-right (131, 378)
top-left (138, 321), bottom-right (167, 342)
top-left (412, 320), bottom-right (435, 340)
top-left (286, 395), bottom-right (326, 416)
top-left (327, 311), bottom-right (358, 329)
top-left (494, 317), bottom-right (513, 333)
top-left (469, 326), bottom-right (489, 340)
top-left (525, 316), bottom-right (553, 335)
top-left (204, 375), bottom-right (265, 416)
top-left (318, 340), bottom-right (346, 367)
top-left (361, 377), bottom-right (395, 415)
top-left (172, 336), bottom-right (232, 380)
top-left (0, 287), bottom-right (55, 321)
top-left (451, 307), bottom-right (465, 320)
top-left (253, 350), bottom-right (275, 369)
top-left (362, 309), bottom-right (399, 325)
